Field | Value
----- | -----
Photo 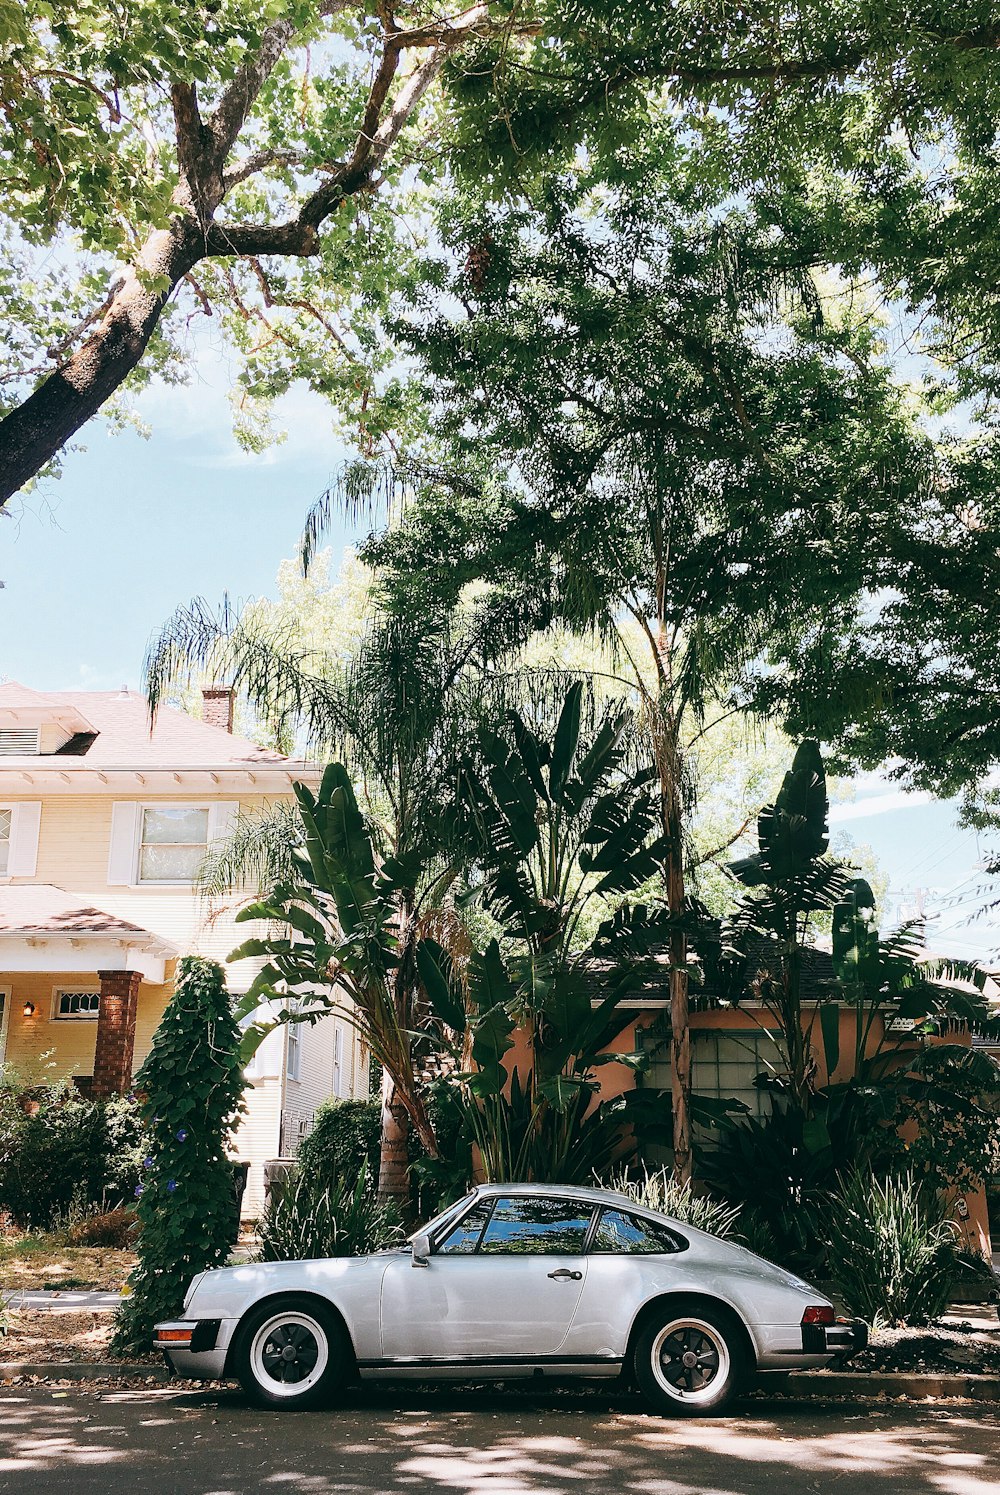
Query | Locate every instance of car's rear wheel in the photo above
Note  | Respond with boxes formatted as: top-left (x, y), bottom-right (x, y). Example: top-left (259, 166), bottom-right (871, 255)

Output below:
top-left (232, 1296), bottom-right (349, 1410)
top-left (634, 1302), bottom-right (748, 1417)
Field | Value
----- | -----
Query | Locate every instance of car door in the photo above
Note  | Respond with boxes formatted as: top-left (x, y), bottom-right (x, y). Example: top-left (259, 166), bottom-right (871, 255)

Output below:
top-left (379, 1194), bottom-right (593, 1362)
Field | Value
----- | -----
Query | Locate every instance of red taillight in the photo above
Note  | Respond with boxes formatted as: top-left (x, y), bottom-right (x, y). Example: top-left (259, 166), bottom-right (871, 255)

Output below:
top-left (802, 1305), bottom-right (835, 1325)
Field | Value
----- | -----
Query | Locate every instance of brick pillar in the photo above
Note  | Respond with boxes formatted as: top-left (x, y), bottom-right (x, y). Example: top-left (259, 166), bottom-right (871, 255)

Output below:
top-left (202, 685), bottom-right (235, 733)
top-left (92, 970), bottom-right (142, 1099)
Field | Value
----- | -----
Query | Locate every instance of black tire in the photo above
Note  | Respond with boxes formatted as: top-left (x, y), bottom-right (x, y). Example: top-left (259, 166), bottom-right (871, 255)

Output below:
top-left (231, 1295), bottom-right (350, 1411)
top-left (633, 1300), bottom-right (749, 1417)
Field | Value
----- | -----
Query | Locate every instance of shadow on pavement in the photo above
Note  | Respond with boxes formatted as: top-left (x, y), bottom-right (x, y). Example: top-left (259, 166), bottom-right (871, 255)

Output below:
top-left (1, 1379), bottom-right (998, 1494)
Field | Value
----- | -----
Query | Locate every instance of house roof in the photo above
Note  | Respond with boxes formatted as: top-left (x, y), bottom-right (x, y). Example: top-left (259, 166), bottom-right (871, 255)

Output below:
top-left (0, 884), bottom-right (170, 942)
top-left (0, 683), bottom-right (310, 772)
top-left (584, 937), bottom-right (838, 1009)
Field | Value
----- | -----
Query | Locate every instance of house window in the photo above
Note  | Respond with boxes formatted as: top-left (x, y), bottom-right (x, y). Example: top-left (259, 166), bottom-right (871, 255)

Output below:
top-left (0, 809), bottom-right (10, 876)
top-left (53, 989), bottom-right (101, 1020)
top-left (138, 806), bottom-right (209, 883)
top-left (286, 1021), bottom-right (302, 1081)
top-left (333, 1023), bottom-right (344, 1097)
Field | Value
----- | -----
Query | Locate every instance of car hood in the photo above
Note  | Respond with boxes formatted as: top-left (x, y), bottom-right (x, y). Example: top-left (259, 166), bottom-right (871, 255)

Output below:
top-left (185, 1252), bottom-right (386, 1311)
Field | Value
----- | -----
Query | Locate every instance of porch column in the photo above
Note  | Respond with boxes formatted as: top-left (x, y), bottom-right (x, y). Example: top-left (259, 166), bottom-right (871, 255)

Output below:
top-left (92, 969), bottom-right (142, 1099)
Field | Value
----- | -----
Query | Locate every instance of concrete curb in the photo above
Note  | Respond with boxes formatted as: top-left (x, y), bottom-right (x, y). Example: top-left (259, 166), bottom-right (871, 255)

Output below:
top-left (782, 1371), bottom-right (1000, 1402)
top-left (0, 1362), bottom-right (998, 1401)
top-left (0, 1362), bottom-right (170, 1382)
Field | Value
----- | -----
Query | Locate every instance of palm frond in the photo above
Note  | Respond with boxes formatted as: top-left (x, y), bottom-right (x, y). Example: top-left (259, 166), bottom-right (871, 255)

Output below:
top-left (198, 803), bottom-right (301, 900)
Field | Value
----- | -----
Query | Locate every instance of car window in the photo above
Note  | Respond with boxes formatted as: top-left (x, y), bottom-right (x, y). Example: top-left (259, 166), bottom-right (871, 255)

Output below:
top-left (591, 1208), bottom-right (682, 1255)
top-left (436, 1199), bottom-right (493, 1254)
top-left (478, 1196), bottom-right (593, 1255)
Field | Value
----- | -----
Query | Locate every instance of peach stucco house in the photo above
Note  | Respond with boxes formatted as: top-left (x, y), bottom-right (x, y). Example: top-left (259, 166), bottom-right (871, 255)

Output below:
top-left (0, 681), bottom-right (368, 1215)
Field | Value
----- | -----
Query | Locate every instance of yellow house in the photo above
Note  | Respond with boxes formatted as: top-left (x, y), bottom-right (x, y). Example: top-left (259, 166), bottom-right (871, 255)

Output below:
top-left (0, 681), bottom-right (368, 1214)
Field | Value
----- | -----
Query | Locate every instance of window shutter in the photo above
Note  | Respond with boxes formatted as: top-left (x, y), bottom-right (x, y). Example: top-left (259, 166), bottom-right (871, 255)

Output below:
top-left (107, 802), bottom-right (140, 885)
top-left (7, 802), bottom-right (41, 877)
top-left (208, 801), bottom-right (239, 848)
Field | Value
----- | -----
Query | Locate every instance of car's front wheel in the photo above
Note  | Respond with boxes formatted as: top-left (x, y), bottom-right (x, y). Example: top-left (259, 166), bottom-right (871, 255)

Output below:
top-left (232, 1295), bottom-right (349, 1410)
top-left (633, 1302), bottom-right (748, 1417)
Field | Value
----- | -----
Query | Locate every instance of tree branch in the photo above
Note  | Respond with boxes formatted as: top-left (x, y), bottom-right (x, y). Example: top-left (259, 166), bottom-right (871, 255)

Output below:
top-left (170, 81), bottom-right (212, 219)
top-left (223, 147), bottom-right (312, 190)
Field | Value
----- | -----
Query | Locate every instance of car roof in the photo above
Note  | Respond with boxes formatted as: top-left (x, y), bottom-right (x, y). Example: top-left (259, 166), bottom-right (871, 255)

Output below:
top-left (470, 1182), bottom-right (648, 1208)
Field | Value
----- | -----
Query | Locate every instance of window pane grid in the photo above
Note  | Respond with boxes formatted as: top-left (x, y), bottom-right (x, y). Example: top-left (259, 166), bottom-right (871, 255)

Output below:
top-left (54, 990), bottom-right (100, 1019)
top-left (139, 807), bottom-right (209, 884)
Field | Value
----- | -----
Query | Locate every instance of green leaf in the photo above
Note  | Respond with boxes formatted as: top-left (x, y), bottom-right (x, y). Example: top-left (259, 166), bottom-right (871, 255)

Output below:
top-left (820, 1001), bottom-right (841, 1079)
top-left (416, 938), bottom-right (466, 1033)
top-left (548, 681), bottom-right (582, 802)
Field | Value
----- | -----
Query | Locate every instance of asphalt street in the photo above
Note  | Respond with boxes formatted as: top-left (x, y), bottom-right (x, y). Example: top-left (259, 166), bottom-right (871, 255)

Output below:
top-left (1, 1381), bottom-right (998, 1495)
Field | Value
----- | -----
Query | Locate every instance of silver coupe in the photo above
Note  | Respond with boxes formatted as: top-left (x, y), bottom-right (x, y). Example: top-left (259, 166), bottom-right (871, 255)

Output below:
top-left (154, 1181), bottom-right (865, 1414)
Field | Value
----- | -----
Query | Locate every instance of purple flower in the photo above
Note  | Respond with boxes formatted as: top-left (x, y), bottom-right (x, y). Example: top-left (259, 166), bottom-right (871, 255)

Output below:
top-left (134, 1184), bottom-right (144, 1198)
top-left (176, 1129), bottom-right (188, 1142)
top-left (167, 1180), bottom-right (177, 1193)
top-left (143, 1157), bottom-right (154, 1169)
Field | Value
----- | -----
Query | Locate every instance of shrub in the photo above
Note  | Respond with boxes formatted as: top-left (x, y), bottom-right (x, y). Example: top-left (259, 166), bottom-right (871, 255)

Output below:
top-left (603, 1166), bottom-right (741, 1238)
top-left (257, 1166), bottom-right (402, 1262)
top-left (296, 1098), bottom-right (381, 1191)
top-left (67, 1207), bottom-right (138, 1249)
top-left (0, 1088), bottom-right (143, 1228)
top-left (699, 1108), bottom-right (841, 1272)
top-left (827, 1171), bottom-right (959, 1326)
top-left (111, 957), bottom-right (246, 1356)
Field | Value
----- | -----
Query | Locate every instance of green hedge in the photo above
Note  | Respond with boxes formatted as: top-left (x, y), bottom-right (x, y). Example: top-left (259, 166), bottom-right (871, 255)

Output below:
top-left (0, 1088), bottom-right (143, 1229)
top-left (297, 1098), bottom-right (381, 1190)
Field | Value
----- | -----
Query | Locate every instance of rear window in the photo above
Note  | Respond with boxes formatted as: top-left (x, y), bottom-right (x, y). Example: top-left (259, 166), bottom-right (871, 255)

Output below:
top-left (590, 1208), bottom-right (683, 1255)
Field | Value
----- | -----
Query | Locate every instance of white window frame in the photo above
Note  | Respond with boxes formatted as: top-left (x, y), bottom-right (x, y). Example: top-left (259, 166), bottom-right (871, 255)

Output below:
top-left (51, 986), bottom-right (101, 1021)
top-left (135, 802), bottom-right (211, 886)
top-left (332, 1022), bottom-right (344, 1097)
top-left (286, 1018), bottom-right (302, 1082)
top-left (0, 986), bottom-right (11, 1063)
top-left (0, 806), bottom-right (12, 878)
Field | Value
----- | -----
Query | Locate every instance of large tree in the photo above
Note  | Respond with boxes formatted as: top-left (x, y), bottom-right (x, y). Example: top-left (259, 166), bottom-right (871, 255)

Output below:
top-left (0, 1), bottom-right (528, 505)
top-left (355, 139), bottom-right (935, 1178)
top-left (5, 4), bottom-right (1000, 510)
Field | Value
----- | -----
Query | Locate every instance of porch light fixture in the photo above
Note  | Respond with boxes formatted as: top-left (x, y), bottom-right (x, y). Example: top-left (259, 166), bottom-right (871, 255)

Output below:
top-left (22, 1000), bottom-right (34, 1017)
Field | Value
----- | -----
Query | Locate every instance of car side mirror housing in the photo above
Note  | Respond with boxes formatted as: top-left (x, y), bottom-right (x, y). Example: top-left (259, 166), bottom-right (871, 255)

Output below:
top-left (411, 1233), bottom-right (432, 1268)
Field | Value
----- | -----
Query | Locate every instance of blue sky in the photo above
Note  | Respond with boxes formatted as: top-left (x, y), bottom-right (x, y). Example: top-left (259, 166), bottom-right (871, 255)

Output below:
top-left (0, 346), bottom-right (363, 695)
top-left (1, 359), bottom-right (997, 962)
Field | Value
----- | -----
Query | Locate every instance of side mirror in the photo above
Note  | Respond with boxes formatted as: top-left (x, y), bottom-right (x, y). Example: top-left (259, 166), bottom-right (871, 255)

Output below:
top-left (411, 1233), bottom-right (432, 1268)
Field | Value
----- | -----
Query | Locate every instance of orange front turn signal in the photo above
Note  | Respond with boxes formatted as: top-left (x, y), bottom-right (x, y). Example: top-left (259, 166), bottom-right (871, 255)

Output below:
top-left (156, 1329), bottom-right (193, 1343)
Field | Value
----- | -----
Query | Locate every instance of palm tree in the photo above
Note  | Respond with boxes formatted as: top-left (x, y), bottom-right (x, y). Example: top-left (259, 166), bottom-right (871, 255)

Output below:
top-left (145, 596), bottom-right (490, 1205)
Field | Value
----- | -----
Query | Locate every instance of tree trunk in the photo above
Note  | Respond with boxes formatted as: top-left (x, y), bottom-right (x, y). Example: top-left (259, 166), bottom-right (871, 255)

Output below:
top-left (664, 770), bottom-right (692, 1186)
top-left (0, 220), bottom-right (202, 506)
top-left (377, 1069), bottom-right (412, 1206)
top-left (649, 630), bottom-right (692, 1187)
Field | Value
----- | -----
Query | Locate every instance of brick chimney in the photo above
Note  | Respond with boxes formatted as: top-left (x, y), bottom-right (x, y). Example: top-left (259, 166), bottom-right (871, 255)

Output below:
top-left (202, 685), bottom-right (235, 734)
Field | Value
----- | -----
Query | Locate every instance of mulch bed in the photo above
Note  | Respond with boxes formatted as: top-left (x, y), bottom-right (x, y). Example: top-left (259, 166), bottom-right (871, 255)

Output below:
top-left (851, 1318), bottom-right (1000, 1376)
top-left (0, 1310), bottom-right (120, 1364)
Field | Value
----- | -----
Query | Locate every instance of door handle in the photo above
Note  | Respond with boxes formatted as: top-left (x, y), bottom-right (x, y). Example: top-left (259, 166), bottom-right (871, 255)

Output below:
top-left (547, 1268), bottom-right (582, 1281)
